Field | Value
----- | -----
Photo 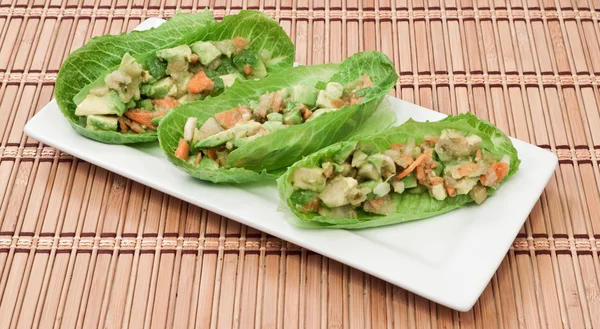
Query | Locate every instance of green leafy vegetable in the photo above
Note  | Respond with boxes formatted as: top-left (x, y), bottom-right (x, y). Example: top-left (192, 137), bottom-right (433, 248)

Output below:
top-left (277, 112), bottom-right (520, 229)
top-left (55, 10), bottom-right (295, 144)
top-left (158, 51), bottom-right (399, 183)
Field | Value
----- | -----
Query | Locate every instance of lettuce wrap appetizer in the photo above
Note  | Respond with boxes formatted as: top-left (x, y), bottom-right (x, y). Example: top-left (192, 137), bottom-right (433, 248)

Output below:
top-left (55, 10), bottom-right (295, 144)
top-left (277, 113), bottom-right (521, 229)
top-left (158, 51), bottom-right (399, 183)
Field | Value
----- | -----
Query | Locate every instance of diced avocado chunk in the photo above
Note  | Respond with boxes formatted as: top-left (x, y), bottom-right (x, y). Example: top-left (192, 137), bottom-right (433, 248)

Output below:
top-left (248, 58), bottom-right (268, 79)
top-left (429, 184), bottom-right (447, 201)
top-left (325, 82), bottom-right (344, 98)
top-left (141, 77), bottom-right (174, 98)
top-left (197, 121), bottom-right (262, 148)
top-left (318, 176), bottom-right (359, 208)
top-left (174, 72), bottom-right (193, 98)
top-left (332, 143), bottom-right (357, 164)
top-left (468, 184), bottom-right (488, 204)
top-left (267, 112), bottom-right (283, 122)
top-left (137, 99), bottom-right (154, 112)
top-left (190, 41), bottom-right (222, 66)
top-left (316, 90), bottom-right (340, 109)
top-left (291, 167), bottom-right (326, 192)
top-left (402, 175), bottom-right (417, 189)
top-left (263, 121), bottom-right (286, 133)
top-left (104, 53), bottom-right (150, 103)
top-left (434, 129), bottom-right (481, 161)
top-left (391, 180), bottom-right (405, 194)
top-left (220, 72), bottom-right (244, 88)
top-left (358, 163), bottom-right (380, 180)
top-left (290, 85), bottom-right (319, 107)
top-left (86, 115), bottom-right (118, 131)
top-left (283, 109), bottom-right (302, 125)
top-left (453, 177), bottom-right (479, 195)
top-left (363, 195), bottom-right (396, 215)
top-left (75, 90), bottom-right (126, 116)
top-left (196, 130), bottom-right (235, 148)
top-left (156, 45), bottom-right (192, 77)
top-left (211, 40), bottom-right (236, 58)
top-left (156, 45), bottom-right (192, 61)
top-left (306, 108), bottom-right (337, 122)
top-left (198, 157), bottom-right (219, 170)
top-left (318, 205), bottom-right (357, 219)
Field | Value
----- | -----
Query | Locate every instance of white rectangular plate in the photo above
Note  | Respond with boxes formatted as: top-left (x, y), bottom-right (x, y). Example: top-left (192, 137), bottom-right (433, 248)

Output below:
top-left (24, 18), bottom-right (557, 311)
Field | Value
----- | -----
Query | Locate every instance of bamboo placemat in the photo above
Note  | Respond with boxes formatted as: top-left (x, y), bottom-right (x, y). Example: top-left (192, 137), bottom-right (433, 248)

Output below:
top-left (1, 0), bottom-right (599, 328)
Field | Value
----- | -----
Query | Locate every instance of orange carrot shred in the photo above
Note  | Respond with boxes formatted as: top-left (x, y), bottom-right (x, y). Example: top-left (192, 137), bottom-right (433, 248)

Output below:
top-left (174, 139), bottom-right (189, 161)
top-left (397, 153), bottom-right (426, 179)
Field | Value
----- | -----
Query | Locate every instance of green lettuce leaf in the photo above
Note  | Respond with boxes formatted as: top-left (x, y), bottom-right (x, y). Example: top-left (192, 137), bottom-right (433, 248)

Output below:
top-left (158, 51), bottom-right (399, 183)
top-left (55, 10), bottom-right (295, 144)
top-left (276, 112), bottom-right (520, 229)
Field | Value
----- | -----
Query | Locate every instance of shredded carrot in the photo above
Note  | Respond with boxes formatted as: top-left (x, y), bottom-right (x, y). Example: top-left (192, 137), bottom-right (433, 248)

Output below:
top-left (206, 148), bottom-right (219, 161)
top-left (174, 139), bottom-right (189, 161)
top-left (331, 98), bottom-right (345, 108)
top-left (416, 165), bottom-right (425, 184)
top-left (492, 162), bottom-right (509, 182)
top-left (430, 177), bottom-right (444, 185)
top-left (397, 153), bottom-right (426, 179)
top-left (233, 36), bottom-right (248, 53)
top-left (187, 71), bottom-right (214, 94)
top-left (152, 97), bottom-right (179, 109)
top-left (272, 91), bottom-right (284, 112)
top-left (243, 64), bottom-right (252, 75)
top-left (118, 117), bottom-right (129, 133)
top-left (445, 185), bottom-right (456, 197)
top-left (476, 149), bottom-right (482, 160)
top-left (390, 144), bottom-right (404, 150)
top-left (194, 152), bottom-right (202, 165)
top-left (124, 109), bottom-right (156, 128)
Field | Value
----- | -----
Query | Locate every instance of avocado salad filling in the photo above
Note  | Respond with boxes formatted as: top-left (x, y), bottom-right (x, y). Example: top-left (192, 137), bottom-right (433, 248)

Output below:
top-left (288, 129), bottom-right (511, 219)
top-left (75, 36), bottom-right (270, 134)
top-left (173, 74), bottom-right (374, 168)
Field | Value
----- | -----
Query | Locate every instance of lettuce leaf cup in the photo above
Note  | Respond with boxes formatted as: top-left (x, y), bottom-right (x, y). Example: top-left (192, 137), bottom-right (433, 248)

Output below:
top-left (277, 113), bottom-right (521, 229)
top-left (55, 10), bottom-right (295, 144)
top-left (158, 51), bottom-right (399, 183)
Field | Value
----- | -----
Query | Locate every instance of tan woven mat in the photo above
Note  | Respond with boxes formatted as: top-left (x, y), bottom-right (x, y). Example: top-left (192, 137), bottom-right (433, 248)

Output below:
top-left (1, 1), bottom-right (600, 328)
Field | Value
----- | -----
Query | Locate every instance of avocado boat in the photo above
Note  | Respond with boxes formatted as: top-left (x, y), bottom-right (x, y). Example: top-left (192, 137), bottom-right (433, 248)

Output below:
top-left (158, 51), bottom-right (399, 183)
top-left (55, 10), bottom-right (295, 144)
top-left (277, 113), bottom-right (521, 229)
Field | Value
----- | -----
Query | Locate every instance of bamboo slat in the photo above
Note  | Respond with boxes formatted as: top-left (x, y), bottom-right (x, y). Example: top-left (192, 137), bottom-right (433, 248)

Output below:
top-left (1, 1), bottom-right (600, 328)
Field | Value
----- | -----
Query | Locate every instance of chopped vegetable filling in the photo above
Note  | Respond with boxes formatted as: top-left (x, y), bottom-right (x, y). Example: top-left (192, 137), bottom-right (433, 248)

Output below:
top-left (288, 130), bottom-right (511, 219)
top-left (174, 75), bottom-right (374, 167)
top-left (75, 36), bottom-right (271, 135)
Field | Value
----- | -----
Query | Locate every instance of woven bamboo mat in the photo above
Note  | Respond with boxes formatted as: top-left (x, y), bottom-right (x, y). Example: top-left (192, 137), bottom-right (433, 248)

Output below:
top-left (1, 0), bottom-right (599, 328)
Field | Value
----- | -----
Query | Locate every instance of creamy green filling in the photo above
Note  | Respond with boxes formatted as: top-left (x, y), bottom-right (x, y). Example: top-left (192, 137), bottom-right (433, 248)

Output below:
top-left (173, 74), bottom-right (375, 167)
top-left (74, 36), bottom-right (268, 134)
top-left (288, 129), bottom-right (512, 219)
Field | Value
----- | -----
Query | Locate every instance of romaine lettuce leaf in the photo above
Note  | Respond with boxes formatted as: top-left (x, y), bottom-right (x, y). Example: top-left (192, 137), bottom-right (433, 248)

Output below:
top-left (277, 112), bottom-right (520, 229)
top-left (158, 51), bottom-right (399, 183)
top-left (55, 10), bottom-right (295, 144)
